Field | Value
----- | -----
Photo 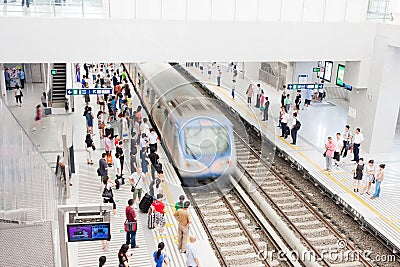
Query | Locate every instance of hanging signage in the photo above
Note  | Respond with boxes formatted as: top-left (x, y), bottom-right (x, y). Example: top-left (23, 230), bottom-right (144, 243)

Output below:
top-left (66, 89), bottom-right (112, 95)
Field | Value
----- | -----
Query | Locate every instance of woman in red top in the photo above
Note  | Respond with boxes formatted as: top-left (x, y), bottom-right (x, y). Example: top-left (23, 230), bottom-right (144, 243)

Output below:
top-left (33, 104), bottom-right (45, 131)
top-left (151, 194), bottom-right (166, 235)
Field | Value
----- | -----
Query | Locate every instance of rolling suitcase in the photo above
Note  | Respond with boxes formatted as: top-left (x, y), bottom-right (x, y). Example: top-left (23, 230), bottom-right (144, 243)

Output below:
top-left (139, 193), bottom-right (153, 213)
top-left (148, 212), bottom-right (155, 229)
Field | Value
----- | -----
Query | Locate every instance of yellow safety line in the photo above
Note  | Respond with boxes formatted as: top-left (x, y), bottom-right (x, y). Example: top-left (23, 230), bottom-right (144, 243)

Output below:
top-left (192, 68), bottom-right (400, 233)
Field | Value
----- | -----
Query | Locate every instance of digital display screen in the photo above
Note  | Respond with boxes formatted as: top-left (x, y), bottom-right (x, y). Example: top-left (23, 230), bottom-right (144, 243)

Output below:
top-left (67, 223), bottom-right (110, 242)
top-left (323, 61), bottom-right (333, 82)
top-left (336, 64), bottom-right (345, 87)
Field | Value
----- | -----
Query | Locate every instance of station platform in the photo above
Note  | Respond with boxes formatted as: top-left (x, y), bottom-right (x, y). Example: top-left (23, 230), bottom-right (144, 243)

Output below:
top-left (184, 63), bottom-right (400, 253)
top-left (4, 71), bottom-right (220, 266)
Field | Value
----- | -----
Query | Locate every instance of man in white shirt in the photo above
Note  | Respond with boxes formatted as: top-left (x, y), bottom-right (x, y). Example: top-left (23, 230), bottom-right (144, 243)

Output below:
top-left (290, 112), bottom-right (299, 145)
top-left (129, 166), bottom-right (146, 208)
top-left (186, 236), bottom-right (201, 267)
top-left (148, 128), bottom-right (158, 152)
top-left (334, 133), bottom-right (343, 168)
top-left (352, 128), bottom-right (364, 162)
top-left (141, 118), bottom-right (151, 136)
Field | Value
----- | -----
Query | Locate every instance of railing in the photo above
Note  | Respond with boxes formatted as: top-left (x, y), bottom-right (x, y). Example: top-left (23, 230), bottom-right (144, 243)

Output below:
top-left (0, 0), bottom-right (110, 18)
top-left (367, 0), bottom-right (392, 22)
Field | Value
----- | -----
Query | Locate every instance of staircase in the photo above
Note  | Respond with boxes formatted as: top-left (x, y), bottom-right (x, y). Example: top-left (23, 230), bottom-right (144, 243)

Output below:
top-left (51, 63), bottom-right (67, 108)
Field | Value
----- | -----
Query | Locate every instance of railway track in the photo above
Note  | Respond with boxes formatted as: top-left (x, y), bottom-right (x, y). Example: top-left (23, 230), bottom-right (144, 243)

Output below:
top-left (185, 185), bottom-right (290, 267)
top-left (234, 132), bottom-right (373, 267)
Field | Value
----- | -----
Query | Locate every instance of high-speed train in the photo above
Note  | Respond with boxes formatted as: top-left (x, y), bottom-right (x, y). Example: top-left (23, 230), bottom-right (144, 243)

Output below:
top-left (134, 63), bottom-right (236, 179)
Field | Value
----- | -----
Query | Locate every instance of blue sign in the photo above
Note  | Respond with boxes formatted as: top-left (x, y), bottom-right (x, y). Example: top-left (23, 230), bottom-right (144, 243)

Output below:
top-left (287, 84), bottom-right (324, 90)
top-left (67, 88), bottom-right (112, 95)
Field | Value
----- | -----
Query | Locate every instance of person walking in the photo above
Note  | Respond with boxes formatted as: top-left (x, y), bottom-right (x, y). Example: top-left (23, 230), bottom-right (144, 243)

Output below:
top-left (101, 176), bottom-right (116, 216)
top-left (324, 137), bottom-right (336, 172)
top-left (83, 63), bottom-right (89, 79)
top-left (352, 158), bottom-right (365, 193)
top-left (129, 166), bottom-right (145, 208)
top-left (290, 112), bottom-right (299, 145)
top-left (362, 159), bottom-right (375, 195)
top-left (280, 107), bottom-right (289, 139)
top-left (19, 69), bottom-right (25, 88)
top-left (33, 104), bottom-right (45, 131)
top-left (371, 164), bottom-right (385, 199)
top-left (262, 97), bottom-right (269, 121)
top-left (352, 128), bottom-right (364, 162)
top-left (174, 201), bottom-right (191, 253)
top-left (186, 236), bottom-right (202, 267)
top-left (4, 68), bottom-right (11, 90)
top-left (114, 152), bottom-right (122, 189)
top-left (153, 242), bottom-right (169, 267)
top-left (294, 90), bottom-right (301, 113)
top-left (341, 125), bottom-right (352, 159)
top-left (216, 66), bottom-right (222, 86)
top-left (97, 111), bottom-right (105, 139)
top-left (104, 133), bottom-right (112, 157)
top-left (130, 132), bottom-right (138, 171)
top-left (280, 88), bottom-right (286, 108)
top-left (231, 79), bottom-right (236, 99)
top-left (152, 194), bottom-right (166, 235)
top-left (148, 149), bottom-right (161, 180)
top-left (125, 199), bottom-right (139, 249)
top-left (118, 244), bottom-right (130, 267)
top-left (14, 84), bottom-right (23, 107)
top-left (85, 106), bottom-right (94, 134)
top-left (116, 141), bottom-right (125, 175)
top-left (85, 134), bottom-right (95, 164)
top-left (246, 84), bottom-right (254, 106)
top-left (304, 88), bottom-right (312, 109)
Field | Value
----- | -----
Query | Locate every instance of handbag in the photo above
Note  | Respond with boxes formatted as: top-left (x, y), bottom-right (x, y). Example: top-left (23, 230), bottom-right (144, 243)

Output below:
top-left (124, 220), bottom-right (137, 232)
top-left (323, 150), bottom-right (327, 157)
top-left (131, 175), bottom-right (142, 192)
top-left (371, 175), bottom-right (376, 184)
top-left (102, 186), bottom-right (113, 198)
top-left (97, 168), bottom-right (101, 176)
top-left (260, 105), bottom-right (265, 111)
top-left (92, 144), bottom-right (96, 151)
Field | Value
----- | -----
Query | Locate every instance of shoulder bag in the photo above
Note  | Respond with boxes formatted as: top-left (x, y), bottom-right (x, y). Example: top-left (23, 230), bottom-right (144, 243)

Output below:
top-left (124, 219), bottom-right (137, 232)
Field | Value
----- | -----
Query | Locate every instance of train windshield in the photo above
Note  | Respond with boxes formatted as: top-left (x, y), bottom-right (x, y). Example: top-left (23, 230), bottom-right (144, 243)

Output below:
top-left (184, 127), bottom-right (229, 157)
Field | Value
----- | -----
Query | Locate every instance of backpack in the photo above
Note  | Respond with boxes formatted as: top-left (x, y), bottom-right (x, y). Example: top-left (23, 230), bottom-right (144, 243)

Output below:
top-left (102, 185), bottom-right (113, 198)
top-left (295, 119), bottom-right (301, 130)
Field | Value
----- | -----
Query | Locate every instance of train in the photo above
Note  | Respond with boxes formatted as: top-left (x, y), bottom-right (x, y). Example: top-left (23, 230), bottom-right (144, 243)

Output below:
top-left (131, 63), bottom-right (236, 179)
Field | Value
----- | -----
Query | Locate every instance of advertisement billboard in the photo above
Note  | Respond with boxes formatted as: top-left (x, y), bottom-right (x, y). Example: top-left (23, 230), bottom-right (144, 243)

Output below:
top-left (67, 223), bottom-right (110, 242)
top-left (336, 64), bottom-right (345, 87)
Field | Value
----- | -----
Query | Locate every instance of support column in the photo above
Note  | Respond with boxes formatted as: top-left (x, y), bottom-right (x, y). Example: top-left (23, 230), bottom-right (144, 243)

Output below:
top-left (243, 62), bottom-right (261, 81)
top-left (348, 38), bottom-right (400, 153)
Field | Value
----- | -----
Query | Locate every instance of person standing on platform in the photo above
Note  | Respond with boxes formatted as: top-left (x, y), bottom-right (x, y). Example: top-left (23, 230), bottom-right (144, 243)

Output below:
top-left (83, 63), bottom-right (89, 79)
top-left (294, 90), bottom-right (301, 113)
top-left (285, 94), bottom-right (292, 112)
top-left (255, 84), bottom-right (262, 108)
top-left (216, 66), bottom-right (222, 86)
top-left (246, 84), bottom-right (254, 106)
top-left (280, 87), bottom-right (286, 107)
top-left (85, 134), bottom-right (95, 165)
top-left (259, 90), bottom-right (265, 115)
top-left (352, 128), bottom-right (364, 162)
top-left (231, 79), bottom-right (236, 99)
top-left (175, 195), bottom-right (185, 211)
top-left (174, 201), bottom-right (191, 253)
top-left (104, 132), bottom-right (112, 156)
top-left (114, 152), bottom-right (123, 189)
top-left (116, 141), bottom-right (125, 175)
top-left (129, 166), bottom-right (145, 208)
top-left (262, 97), bottom-right (270, 121)
top-left (148, 128), bottom-right (158, 152)
top-left (19, 69), bottom-right (25, 89)
top-left (149, 149), bottom-right (160, 180)
top-left (85, 106), bottom-right (94, 134)
top-left (186, 236), bottom-right (202, 267)
top-left (280, 107), bottom-right (289, 139)
top-left (324, 137), bottom-right (336, 172)
top-left (371, 164), bottom-right (385, 199)
top-left (290, 112), bottom-right (299, 145)
top-left (333, 133), bottom-right (343, 169)
top-left (233, 64), bottom-right (238, 80)
top-left (207, 64), bottom-right (212, 79)
top-left (117, 244), bottom-right (129, 267)
top-left (99, 153), bottom-right (108, 180)
top-left (41, 92), bottom-right (47, 108)
top-left (341, 125), bottom-right (352, 159)
top-left (130, 132), bottom-right (138, 171)
top-left (152, 193), bottom-right (166, 235)
top-left (14, 84), bottom-right (23, 107)
top-left (125, 199), bottom-right (139, 249)
top-left (352, 158), bottom-right (365, 193)
top-left (101, 176), bottom-right (116, 217)
top-left (362, 159), bottom-right (375, 195)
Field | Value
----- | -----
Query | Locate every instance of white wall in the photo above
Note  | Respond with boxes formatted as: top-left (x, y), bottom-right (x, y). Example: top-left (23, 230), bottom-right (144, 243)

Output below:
top-left (0, 17), bottom-right (378, 62)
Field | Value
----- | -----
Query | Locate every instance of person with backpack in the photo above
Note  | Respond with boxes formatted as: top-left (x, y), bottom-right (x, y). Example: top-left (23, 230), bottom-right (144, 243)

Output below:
top-left (101, 176), bottom-right (116, 216)
top-left (290, 112), bottom-right (300, 145)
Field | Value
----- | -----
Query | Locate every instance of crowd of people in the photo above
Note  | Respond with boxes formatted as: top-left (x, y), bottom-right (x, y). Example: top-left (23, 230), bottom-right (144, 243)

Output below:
top-left (79, 63), bottom-right (202, 267)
